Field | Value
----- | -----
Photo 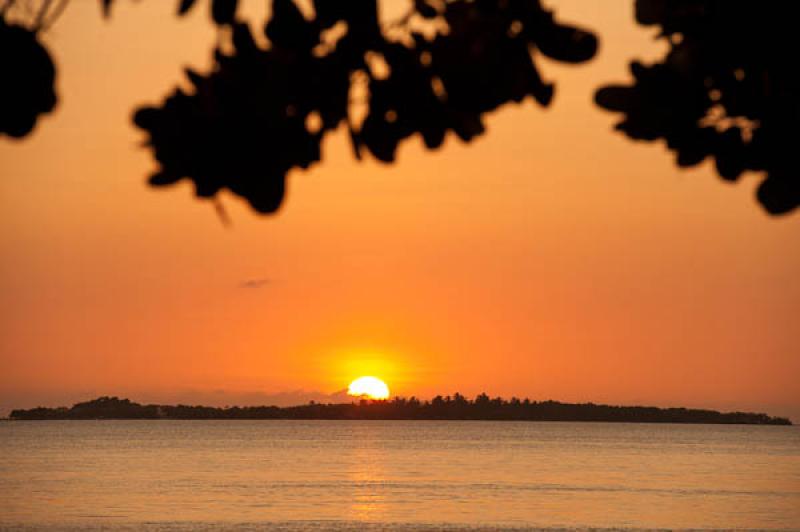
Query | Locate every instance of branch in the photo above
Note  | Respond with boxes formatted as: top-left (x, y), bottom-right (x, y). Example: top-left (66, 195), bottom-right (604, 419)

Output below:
top-left (1, 0), bottom-right (17, 17)
top-left (34, 0), bottom-right (54, 30)
top-left (41, 0), bottom-right (69, 31)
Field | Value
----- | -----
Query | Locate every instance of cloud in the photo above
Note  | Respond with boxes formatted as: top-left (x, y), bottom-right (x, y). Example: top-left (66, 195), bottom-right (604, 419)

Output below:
top-left (239, 278), bottom-right (271, 289)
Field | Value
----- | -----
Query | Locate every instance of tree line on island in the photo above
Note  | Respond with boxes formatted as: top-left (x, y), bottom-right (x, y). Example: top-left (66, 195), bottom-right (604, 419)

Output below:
top-left (9, 395), bottom-right (791, 425)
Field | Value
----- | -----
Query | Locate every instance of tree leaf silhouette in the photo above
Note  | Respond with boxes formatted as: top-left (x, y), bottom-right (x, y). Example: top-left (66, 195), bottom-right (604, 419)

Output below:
top-left (9, 1), bottom-right (793, 217)
top-left (211, 0), bottom-right (238, 26)
top-left (0, 18), bottom-right (57, 138)
top-left (595, 0), bottom-right (799, 215)
top-left (178, 0), bottom-right (198, 16)
top-left (134, 0), bottom-right (597, 214)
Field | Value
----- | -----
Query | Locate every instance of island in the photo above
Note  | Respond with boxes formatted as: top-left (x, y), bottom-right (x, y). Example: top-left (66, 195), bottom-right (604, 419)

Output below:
top-left (8, 395), bottom-right (792, 425)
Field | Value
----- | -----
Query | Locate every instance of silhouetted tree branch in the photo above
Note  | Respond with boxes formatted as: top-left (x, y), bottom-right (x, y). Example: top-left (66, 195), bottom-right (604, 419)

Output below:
top-left (1, 0), bottom-right (797, 216)
top-left (132, 0), bottom-right (597, 213)
top-left (596, 0), bottom-right (799, 215)
top-left (0, 1), bottom-right (57, 137)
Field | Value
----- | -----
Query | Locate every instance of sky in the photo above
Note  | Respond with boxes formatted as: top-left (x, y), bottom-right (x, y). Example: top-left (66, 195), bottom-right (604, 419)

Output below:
top-left (1, 1), bottom-right (798, 419)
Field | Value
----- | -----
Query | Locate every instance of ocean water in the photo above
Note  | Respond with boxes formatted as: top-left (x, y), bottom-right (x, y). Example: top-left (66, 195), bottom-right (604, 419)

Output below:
top-left (1, 420), bottom-right (798, 531)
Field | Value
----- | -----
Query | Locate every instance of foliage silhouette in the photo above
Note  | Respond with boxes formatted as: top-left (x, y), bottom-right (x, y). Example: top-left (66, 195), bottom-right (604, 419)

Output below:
top-left (10, 394), bottom-right (792, 424)
top-left (0, 14), bottom-right (56, 138)
top-left (596, 0), bottom-right (800, 215)
top-left (132, 0), bottom-right (598, 213)
top-left (1, 1), bottom-right (797, 216)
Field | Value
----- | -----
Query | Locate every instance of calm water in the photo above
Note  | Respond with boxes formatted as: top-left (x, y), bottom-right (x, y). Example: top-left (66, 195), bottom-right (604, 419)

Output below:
top-left (1, 421), bottom-right (799, 531)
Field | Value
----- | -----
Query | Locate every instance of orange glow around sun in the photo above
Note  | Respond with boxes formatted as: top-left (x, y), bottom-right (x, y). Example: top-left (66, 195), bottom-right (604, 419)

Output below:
top-left (347, 376), bottom-right (390, 400)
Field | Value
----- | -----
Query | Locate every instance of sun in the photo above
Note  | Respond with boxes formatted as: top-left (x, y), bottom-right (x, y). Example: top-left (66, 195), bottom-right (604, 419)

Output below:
top-left (347, 376), bottom-right (390, 400)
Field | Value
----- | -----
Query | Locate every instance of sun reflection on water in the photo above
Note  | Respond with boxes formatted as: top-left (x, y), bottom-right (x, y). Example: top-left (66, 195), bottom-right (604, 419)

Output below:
top-left (346, 426), bottom-right (388, 522)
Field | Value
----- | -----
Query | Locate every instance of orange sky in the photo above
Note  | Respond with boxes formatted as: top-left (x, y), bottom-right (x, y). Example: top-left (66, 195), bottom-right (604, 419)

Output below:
top-left (1, 1), bottom-right (798, 418)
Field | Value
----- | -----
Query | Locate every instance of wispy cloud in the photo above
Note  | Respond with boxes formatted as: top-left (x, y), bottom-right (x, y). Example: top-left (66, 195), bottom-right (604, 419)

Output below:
top-left (239, 278), bottom-right (271, 289)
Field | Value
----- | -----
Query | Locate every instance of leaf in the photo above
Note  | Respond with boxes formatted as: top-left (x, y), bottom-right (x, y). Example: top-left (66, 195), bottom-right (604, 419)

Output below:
top-left (232, 23), bottom-right (258, 56)
top-left (594, 86), bottom-right (636, 112)
top-left (415, 0), bottom-right (438, 19)
top-left (535, 25), bottom-right (598, 64)
top-left (635, 0), bottom-right (668, 25)
top-left (101, 0), bottom-right (114, 18)
top-left (184, 68), bottom-right (204, 89)
top-left (348, 125), bottom-right (363, 161)
top-left (312, 0), bottom-right (380, 44)
top-left (0, 23), bottom-right (57, 138)
top-left (211, 0), bottom-right (238, 26)
top-left (148, 172), bottom-right (181, 187)
top-left (177, 0), bottom-right (198, 16)
top-left (265, 0), bottom-right (318, 51)
top-left (756, 170), bottom-right (800, 216)
top-left (714, 128), bottom-right (746, 181)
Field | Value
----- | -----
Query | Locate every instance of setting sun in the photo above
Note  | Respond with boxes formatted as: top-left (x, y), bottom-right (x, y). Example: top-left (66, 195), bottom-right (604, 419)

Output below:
top-left (347, 376), bottom-right (390, 400)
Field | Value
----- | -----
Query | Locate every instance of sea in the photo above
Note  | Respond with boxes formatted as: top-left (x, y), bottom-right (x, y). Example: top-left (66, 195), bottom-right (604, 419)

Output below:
top-left (1, 420), bottom-right (798, 531)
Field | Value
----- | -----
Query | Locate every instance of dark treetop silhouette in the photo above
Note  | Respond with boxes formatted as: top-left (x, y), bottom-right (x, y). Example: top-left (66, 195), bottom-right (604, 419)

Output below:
top-left (0, 8), bottom-right (56, 138)
top-left (1, 0), bottom-right (797, 215)
top-left (131, 0), bottom-right (597, 214)
top-left (596, 0), bottom-right (800, 215)
top-left (10, 395), bottom-right (792, 424)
